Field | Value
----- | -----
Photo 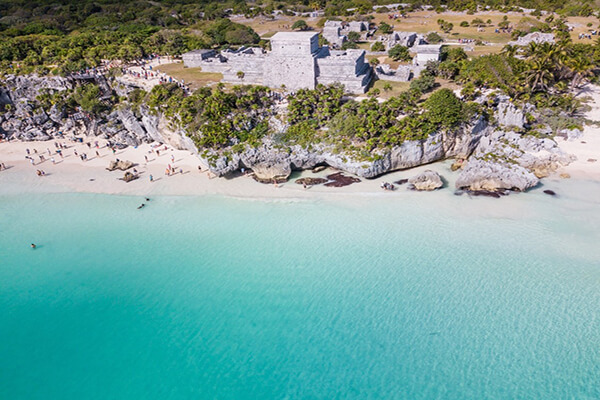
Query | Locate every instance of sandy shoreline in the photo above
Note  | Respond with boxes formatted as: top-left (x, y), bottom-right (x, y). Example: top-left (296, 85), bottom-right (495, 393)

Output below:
top-left (0, 137), bottom-right (422, 199)
top-left (0, 133), bottom-right (597, 200)
top-left (1, 85), bottom-right (599, 199)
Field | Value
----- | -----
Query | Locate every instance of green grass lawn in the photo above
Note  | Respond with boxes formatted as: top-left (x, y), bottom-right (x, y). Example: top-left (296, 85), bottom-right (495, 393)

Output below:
top-left (155, 63), bottom-right (223, 90)
top-left (367, 80), bottom-right (411, 99)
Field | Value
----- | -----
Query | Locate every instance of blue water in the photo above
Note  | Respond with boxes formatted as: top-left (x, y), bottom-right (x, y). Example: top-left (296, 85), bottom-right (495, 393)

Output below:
top-left (1, 190), bottom-right (599, 399)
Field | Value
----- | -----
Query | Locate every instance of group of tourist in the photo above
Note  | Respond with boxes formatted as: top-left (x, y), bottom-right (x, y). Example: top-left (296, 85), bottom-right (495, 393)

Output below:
top-left (120, 56), bottom-right (192, 95)
top-left (380, 181), bottom-right (395, 191)
top-left (386, 13), bottom-right (407, 20)
top-left (579, 32), bottom-right (597, 40)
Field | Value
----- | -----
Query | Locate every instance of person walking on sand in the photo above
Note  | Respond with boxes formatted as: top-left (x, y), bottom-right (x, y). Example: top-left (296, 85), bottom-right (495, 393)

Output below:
top-left (149, 174), bottom-right (153, 182)
top-left (144, 155), bottom-right (148, 163)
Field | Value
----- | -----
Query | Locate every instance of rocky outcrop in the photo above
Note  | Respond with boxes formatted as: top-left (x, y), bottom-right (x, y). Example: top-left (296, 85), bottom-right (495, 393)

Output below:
top-left (0, 74), bottom-right (195, 152)
top-left (107, 160), bottom-right (135, 171)
top-left (495, 101), bottom-right (526, 129)
top-left (456, 159), bottom-right (539, 192)
top-left (204, 116), bottom-right (488, 179)
top-left (408, 170), bottom-right (443, 191)
top-left (455, 130), bottom-right (574, 193)
top-left (251, 160), bottom-right (292, 183)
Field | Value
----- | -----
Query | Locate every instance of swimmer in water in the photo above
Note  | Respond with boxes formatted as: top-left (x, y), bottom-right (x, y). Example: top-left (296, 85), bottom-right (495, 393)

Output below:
top-left (145, 197), bottom-right (150, 202)
top-left (137, 204), bottom-right (145, 209)
top-left (31, 243), bottom-right (36, 249)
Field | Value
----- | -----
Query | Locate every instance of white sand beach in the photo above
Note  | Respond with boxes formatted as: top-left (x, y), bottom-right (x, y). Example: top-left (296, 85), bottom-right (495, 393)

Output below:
top-left (557, 85), bottom-right (600, 181)
top-left (0, 137), bottom-right (423, 199)
top-left (1, 86), bottom-right (599, 199)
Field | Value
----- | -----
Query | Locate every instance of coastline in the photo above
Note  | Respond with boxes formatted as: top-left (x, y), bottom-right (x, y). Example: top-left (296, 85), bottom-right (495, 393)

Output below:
top-left (0, 131), bottom-right (598, 200)
top-left (1, 85), bottom-right (599, 200)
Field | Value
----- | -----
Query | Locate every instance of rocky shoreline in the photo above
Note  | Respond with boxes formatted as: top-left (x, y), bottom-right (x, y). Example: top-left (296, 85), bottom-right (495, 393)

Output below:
top-left (0, 73), bottom-right (579, 195)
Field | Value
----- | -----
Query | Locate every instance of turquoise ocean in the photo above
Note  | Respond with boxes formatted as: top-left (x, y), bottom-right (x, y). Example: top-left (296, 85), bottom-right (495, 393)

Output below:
top-left (1, 181), bottom-right (599, 399)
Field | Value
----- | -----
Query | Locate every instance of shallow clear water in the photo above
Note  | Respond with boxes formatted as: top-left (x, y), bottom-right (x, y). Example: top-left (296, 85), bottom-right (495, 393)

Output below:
top-left (1, 189), bottom-right (599, 399)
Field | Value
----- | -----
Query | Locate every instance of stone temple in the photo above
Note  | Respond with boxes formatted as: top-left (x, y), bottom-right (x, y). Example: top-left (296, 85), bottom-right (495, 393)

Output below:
top-left (182, 32), bottom-right (373, 94)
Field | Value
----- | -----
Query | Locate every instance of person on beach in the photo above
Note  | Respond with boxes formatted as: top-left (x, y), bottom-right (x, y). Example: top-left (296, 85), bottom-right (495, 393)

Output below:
top-left (144, 155), bottom-right (148, 163)
top-left (149, 174), bottom-right (153, 182)
top-left (96, 151), bottom-right (100, 158)
top-left (171, 155), bottom-right (174, 163)
top-left (51, 157), bottom-right (55, 164)
top-left (26, 148), bottom-right (30, 155)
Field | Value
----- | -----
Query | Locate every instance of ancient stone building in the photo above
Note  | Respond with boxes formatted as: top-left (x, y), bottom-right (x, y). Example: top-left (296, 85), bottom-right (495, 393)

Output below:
top-left (181, 50), bottom-right (217, 67)
top-left (182, 31), bottom-right (372, 94)
top-left (412, 44), bottom-right (442, 66)
top-left (322, 20), bottom-right (346, 48)
top-left (508, 32), bottom-right (555, 46)
top-left (386, 31), bottom-right (418, 49)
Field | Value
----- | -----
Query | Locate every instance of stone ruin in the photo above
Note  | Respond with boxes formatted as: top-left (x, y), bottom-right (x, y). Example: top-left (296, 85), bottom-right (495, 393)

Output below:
top-left (322, 20), bottom-right (368, 49)
top-left (508, 32), bottom-right (555, 46)
top-left (182, 32), bottom-right (373, 94)
top-left (383, 31), bottom-right (418, 50)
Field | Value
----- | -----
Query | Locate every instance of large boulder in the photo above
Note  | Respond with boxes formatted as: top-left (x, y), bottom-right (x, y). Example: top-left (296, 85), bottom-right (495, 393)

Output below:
top-left (408, 170), bottom-right (443, 191)
top-left (455, 159), bottom-right (539, 192)
top-left (251, 161), bottom-right (291, 183)
top-left (107, 160), bottom-right (135, 171)
top-left (495, 101), bottom-right (526, 129)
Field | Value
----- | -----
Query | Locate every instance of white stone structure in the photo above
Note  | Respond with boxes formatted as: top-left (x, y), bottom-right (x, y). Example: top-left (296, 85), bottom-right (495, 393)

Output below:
top-left (322, 20), bottom-right (346, 48)
top-left (182, 32), bottom-right (372, 94)
top-left (508, 32), bottom-right (555, 46)
top-left (375, 64), bottom-right (426, 82)
top-left (412, 44), bottom-right (442, 66)
top-left (181, 49), bottom-right (217, 67)
top-left (348, 21), bottom-right (367, 32)
top-left (386, 31), bottom-right (418, 49)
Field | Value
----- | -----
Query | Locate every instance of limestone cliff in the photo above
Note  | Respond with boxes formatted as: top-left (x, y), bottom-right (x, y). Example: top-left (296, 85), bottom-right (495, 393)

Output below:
top-left (203, 116), bottom-right (488, 179)
top-left (0, 73), bottom-right (575, 189)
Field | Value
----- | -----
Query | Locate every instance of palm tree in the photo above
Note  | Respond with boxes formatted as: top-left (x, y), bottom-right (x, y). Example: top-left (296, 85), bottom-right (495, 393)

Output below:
top-left (523, 41), bottom-right (539, 59)
top-left (524, 59), bottom-right (554, 92)
top-left (501, 44), bottom-right (518, 58)
top-left (568, 56), bottom-right (593, 88)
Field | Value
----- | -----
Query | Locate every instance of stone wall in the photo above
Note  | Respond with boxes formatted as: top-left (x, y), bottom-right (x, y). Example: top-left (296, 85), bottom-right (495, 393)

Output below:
top-left (270, 32), bottom-right (319, 56)
top-left (264, 55), bottom-right (317, 90)
top-left (181, 50), bottom-right (216, 68)
top-left (316, 50), bottom-right (370, 93)
top-left (221, 53), bottom-right (265, 85)
top-left (323, 26), bottom-right (345, 48)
